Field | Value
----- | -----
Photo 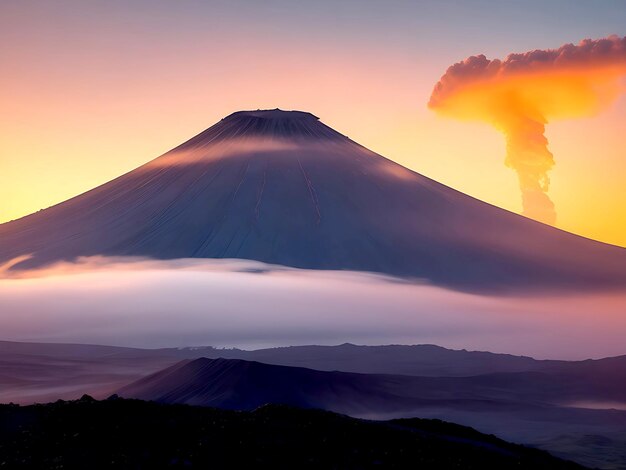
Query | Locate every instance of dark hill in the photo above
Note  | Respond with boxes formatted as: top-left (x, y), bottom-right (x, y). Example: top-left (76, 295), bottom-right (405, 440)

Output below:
top-left (0, 397), bottom-right (584, 469)
top-left (1, 109), bottom-right (625, 292)
top-left (117, 357), bottom-right (626, 413)
top-left (117, 357), bottom-right (415, 413)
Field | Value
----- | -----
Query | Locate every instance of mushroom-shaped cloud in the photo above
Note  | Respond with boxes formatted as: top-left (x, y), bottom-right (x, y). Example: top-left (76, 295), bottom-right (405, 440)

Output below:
top-left (429, 35), bottom-right (626, 225)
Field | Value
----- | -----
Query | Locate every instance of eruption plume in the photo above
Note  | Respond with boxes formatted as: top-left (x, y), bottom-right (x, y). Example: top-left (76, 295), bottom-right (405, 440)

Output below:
top-left (429, 35), bottom-right (626, 225)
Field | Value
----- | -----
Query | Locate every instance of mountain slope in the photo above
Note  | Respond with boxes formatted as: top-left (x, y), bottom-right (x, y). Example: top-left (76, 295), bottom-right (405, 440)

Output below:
top-left (117, 357), bottom-right (626, 413)
top-left (117, 357), bottom-right (414, 413)
top-left (1, 109), bottom-right (625, 292)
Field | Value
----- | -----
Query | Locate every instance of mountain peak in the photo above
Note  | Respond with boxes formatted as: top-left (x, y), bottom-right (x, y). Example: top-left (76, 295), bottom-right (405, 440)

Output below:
top-left (172, 108), bottom-right (343, 145)
top-left (223, 109), bottom-right (319, 121)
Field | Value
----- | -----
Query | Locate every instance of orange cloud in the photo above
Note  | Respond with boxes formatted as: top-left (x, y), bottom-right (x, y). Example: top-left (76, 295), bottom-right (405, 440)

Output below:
top-left (429, 35), bottom-right (626, 225)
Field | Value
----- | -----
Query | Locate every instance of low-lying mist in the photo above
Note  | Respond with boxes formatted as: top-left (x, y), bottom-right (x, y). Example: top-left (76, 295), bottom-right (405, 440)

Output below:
top-left (1, 257), bottom-right (625, 360)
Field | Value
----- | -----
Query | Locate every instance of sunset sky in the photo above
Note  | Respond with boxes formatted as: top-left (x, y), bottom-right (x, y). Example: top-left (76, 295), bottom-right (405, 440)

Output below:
top-left (2, 0), bottom-right (625, 246)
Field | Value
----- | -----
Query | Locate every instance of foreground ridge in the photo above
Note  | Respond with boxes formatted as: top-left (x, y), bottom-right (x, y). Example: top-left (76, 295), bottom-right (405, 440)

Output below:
top-left (0, 397), bottom-right (585, 469)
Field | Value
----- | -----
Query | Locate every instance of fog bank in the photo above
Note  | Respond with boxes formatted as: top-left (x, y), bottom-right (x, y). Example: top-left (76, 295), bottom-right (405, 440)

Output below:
top-left (1, 257), bottom-right (625, 359)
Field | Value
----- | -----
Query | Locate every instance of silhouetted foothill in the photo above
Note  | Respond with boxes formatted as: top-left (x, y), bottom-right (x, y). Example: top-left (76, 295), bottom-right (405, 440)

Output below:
top-left (0, 398), bottom-right (585, 469)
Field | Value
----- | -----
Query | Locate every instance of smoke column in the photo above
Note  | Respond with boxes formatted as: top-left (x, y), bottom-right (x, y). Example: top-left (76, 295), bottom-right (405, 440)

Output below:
top-left (429, 35), bottom-right (626, 225)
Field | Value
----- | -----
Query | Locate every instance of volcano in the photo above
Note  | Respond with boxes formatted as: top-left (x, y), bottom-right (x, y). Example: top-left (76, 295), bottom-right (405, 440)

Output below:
top-left (1, 109), bottom-right (625, 292)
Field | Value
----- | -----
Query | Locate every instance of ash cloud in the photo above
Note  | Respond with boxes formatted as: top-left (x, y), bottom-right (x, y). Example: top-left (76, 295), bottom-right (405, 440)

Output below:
top-left (429, 35), bottom-right (626, 225)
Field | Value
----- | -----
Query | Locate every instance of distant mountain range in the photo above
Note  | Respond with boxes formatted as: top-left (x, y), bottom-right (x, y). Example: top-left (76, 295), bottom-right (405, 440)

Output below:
top-left (2, 109), bottom-right (625, 292)
top-left (1, 340), bottom-right (625, 468)
top-left (3, 340), bottom-right (626, 399)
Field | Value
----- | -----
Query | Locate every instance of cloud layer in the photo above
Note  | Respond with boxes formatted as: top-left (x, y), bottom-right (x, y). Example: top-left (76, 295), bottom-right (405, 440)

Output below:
top-left (1, 257), bottom-right (625, 360)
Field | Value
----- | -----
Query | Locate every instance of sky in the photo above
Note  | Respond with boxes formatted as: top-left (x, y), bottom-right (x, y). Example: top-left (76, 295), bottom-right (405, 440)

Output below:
top-left (1, 0), bottom-right (626, 246)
